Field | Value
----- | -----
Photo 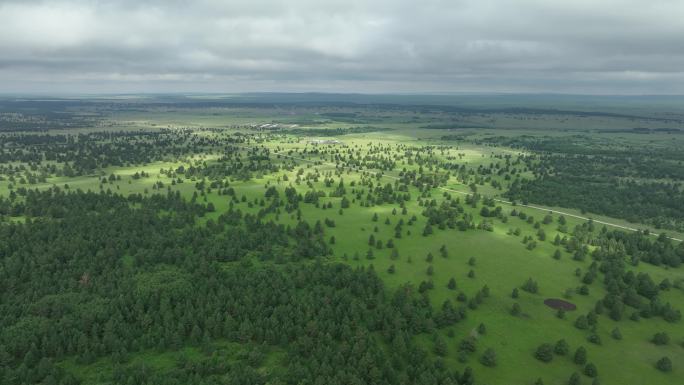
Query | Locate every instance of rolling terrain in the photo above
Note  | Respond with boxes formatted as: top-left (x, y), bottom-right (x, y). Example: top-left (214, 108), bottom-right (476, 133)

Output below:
top-left (0, 95), bottom-right (683, 385)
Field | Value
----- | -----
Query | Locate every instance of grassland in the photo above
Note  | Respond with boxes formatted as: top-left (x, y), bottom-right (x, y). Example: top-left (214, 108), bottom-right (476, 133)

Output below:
top-left (1, 95), bottom-right (683, 385)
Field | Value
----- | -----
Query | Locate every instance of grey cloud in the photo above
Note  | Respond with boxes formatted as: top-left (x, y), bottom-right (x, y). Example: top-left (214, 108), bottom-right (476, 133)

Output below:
top-left (0, 0), bottom-right (683, 94)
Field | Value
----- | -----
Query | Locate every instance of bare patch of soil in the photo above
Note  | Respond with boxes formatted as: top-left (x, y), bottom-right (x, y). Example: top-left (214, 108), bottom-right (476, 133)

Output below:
top-left (544, 298), bottom-right (576, 311)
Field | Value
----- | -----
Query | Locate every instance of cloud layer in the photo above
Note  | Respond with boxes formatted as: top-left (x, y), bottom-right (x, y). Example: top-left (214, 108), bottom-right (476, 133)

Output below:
top-left (1, 0), bottom-right (683, 94)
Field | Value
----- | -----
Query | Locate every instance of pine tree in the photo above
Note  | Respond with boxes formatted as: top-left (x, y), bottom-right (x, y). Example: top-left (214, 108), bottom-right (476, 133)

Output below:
top-left (584, 362), bottom-right (598, 378)
top-left (611, 327), bottom-right (622, 340)
top-left (554, 339), bottom-right (569, 355)
top-left (433, 335), bottom-right (448, 357)
top-left (480, 348), bottom-right (497, 367)
top-left (656, 356), bottom-right (672, 372)
top-left (652, 332), bottom-right (669, 345)
top-left (568, 372), bottom-right (581, 385)
top-left (534, 343), bottom-right (554, 362)
top-left (574, 346), bottom-right (587, 365)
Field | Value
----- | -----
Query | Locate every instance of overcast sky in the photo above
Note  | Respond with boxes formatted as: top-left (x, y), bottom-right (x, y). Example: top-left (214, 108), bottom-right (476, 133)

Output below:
top-left (1, 0), bottom-right (683, 94)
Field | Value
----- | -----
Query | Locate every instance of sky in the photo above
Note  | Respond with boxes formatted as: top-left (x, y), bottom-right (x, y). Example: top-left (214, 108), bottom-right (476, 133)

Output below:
top-left (0, 0), bottom-right (683, 95)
